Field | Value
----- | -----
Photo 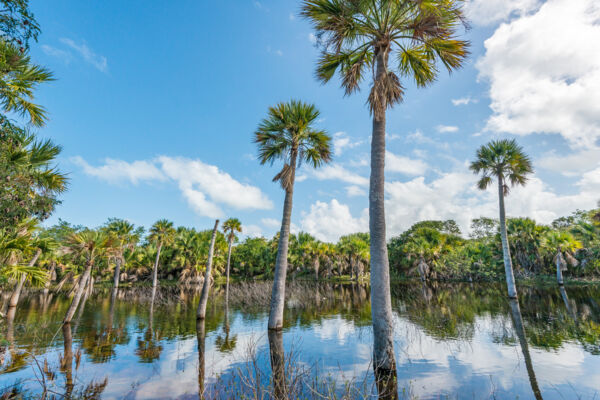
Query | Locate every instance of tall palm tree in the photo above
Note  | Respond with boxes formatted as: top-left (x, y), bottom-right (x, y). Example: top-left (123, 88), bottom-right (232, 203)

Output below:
top-left (254, 100), bottom-right (332, 330)
top-left (470, 139), bottom-right (533, 298)
top-left (222, 218), bottom-right (242, 299)
top-left (105, 219), bottom-right (140, 289)
top-left (62, 230), bottom-right (114, 323)
top-left (148, 219), bottom-right (175, 288)
top-left (301, 0), bottom-right (469, 375)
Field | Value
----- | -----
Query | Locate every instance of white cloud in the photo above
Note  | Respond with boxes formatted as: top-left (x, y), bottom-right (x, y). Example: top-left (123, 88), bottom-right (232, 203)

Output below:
top-left (243, 224), bottom-right (263, 238)
top-left (477, 0), bottom-right (600, 148)
top-left (464, 0), bottom-right (542, 25)
top-left (538, 148), bottom-right (600, 176)
top-left (41, 45), bottom-right (72, 61)
top-left (300, 199), bottom-right (368, 242)
top-left (71, 156), bottom-right (165, 184)
top-left (75, 155), bottom-right (273, 219)
top-left (60, 38), bottom-right (107, 72)
top-left (308, 33), bottom-right (317, 44)
top-left (310, 164), bottom-right (369, 186)
top-left (332, 132), bottom-right (361, 156)
top-left (345, 185), bottom-right (366, 197)
top-left (386, 151), bottom-right (428, 176)
top-left (451, 96), bottom-right (477, 106)
top-left (261, 218), bottom-right (281, 229)
top-left (436, 125), bottom-right (459, 133)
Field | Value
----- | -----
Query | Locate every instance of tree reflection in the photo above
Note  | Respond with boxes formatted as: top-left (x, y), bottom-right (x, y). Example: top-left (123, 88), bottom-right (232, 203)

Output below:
top-left (197, 318), bottom-right (206, 399)
top-left (509, 299), bottom-right (543, 400)
top-left (136, 286), bottom-right (163, 363)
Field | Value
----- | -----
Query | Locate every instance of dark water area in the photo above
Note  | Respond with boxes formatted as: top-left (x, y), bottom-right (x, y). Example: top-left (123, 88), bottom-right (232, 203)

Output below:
top-left (1, 282), bottom-right (600, 399)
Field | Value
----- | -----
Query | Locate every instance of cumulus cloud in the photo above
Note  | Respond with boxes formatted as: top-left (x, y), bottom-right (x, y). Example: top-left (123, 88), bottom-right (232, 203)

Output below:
top-left (386, 151), bottom-right (428, 176)
top-left (60, 38), bottom-right (108, 72)
top-left (477, 0), bottom-right (600, 148)
top-left (310, 164), bottom-right (369, 186)
top-left (71, 156), bottom-right (165, 184)
top-left (300, 199), bottom-right (368, 242)
top-left (74, 155), bottom-right (273, 218)
top-left (464, 0), bottom-right (542, 25)
top-left (332, 132), bottom-right (362, 156)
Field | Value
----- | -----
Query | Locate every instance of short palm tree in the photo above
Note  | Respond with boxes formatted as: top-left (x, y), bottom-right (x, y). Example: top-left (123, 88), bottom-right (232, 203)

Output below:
top-left (545, 231), bottom-right (582, 285)
top-left (301, 0), bottom-right (469, 375)
top-left (62, 230), bottom-right (114, 323)
top-left (470, 139), bottom-right (533, 298)
top-left (254, 100), bottom-right (332, 330)
top-left (105, 219), bottom-right (140, 289)
top-left (148, 219), bottom-right (175, 288)
top-left (222, 218), bottom-right (242, 298)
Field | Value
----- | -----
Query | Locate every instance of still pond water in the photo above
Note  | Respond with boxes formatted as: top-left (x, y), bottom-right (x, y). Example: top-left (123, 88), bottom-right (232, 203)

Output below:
top-left (1, 282), bottom-right (600, 399)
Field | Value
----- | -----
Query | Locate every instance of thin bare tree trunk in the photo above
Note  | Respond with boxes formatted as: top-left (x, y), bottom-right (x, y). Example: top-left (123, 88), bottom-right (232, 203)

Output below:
top-left (196, 220), bottom-right (219, 320)
top-left (43, 262), bottom-right (55, 298)
top-left (556, 250), bottom-right (565, 286)
top-left (268, 329), bottom-right (286, 400)
top-left (268, 152), bottom-right (297, 330)
top-left (152, 243), bottom-right (163, 289)
top-left (63, 261), bottom-right (93, 323)
top-left (370, 50), bottom-right (397, 382)
top-left (113, 256), bottom-right (122, 289)
top-left (8, 249), bottom-right (42, 308)
top-left (196, 318), bottom-right (206, 399)
top-left (498, 176), bottom-right (518, 299)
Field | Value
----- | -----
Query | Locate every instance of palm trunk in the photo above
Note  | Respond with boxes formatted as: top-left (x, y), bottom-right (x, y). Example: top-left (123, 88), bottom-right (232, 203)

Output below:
top-left (268, 329), bottom-right (286, 400)
top-left (314, 257), bottom-right (320, 280)
top-left (196, 220), bottom-right (219, 320)
top-left (225, 236), bottom-right (233, 303)
top-left (152, 242), bottom-right (163, 288)
top-left (370, 49), bottom-right (397, 380)
top-left (63, 261), bottom-right (93, 323)
top-left (113, 256), bottom-right (122, 289)
top-left (61, 323), bottom-right (74, 398)
top-left (498, 176), bottom-right (518, 299)
top-left (268, 152), bottom-right (297, 330)
top-left (196, 318), bottom-right (206, 399)
top-left (8, 249), bottom-right (42, 308)
top-left (508, 299), bottom-right (543, 400)
top-left (556, 250), bottom-right (564, 286)
top-left (43, 262), bottom-right (56, 297)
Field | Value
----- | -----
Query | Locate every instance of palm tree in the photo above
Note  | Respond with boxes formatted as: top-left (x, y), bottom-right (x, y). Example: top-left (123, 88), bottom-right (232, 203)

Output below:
top-left (470, 139), bottom-right (533, 298)
top-left (0, 39), bottom-right (53, 126)
top-left (254, 100), bottom-right (332, 330)
top-left (105, 219), bottom-right (140, 289)
top-left (148, 219), bottom-right (175, 288)
top-left (301, 0), bottom-right (469, 375)
top-left (61, 230), bottom-right (114, 323)
top-left (197, 219), bottom-right (219, 320)
top-left (222, 218), bottom-right (242, 298)
top-left (545, 231), bottom-right (582, 285)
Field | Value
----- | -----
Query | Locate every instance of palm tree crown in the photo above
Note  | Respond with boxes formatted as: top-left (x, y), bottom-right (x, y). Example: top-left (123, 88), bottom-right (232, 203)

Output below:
top-left (223, 218), bottom-right (242, 243)
top-left (254, 100), bottom-right (332, 190)
top-left (62, 230), bottom-right (113, 265)
top-left (149, 219), bottom-right (176, 246)
top-left (470, 139), bottom-right (534, 194)
top-left (301, 0), bottom-right (469, 115)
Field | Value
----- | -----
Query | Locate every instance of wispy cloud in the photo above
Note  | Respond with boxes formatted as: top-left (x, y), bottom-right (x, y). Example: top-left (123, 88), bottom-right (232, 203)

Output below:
top-left (451, 96), bottom-right (477, 106)
top-left (41, 45), bottom-right (72, 62)
top-left (436, 125), bottom-right (459, 133)
top-left (60, 38), bottom-right (108, 72)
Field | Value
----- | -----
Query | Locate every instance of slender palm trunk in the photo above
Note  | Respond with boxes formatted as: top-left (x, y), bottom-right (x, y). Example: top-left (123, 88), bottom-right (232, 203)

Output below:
top-left (196, 318), bottom-right (206, 399)
top-left (196, 220), bottom-right (219, 319)
top-left (225, 236), bottom-right (233, 303)
top-left (370, 49), bottom-right (397, 380)
top-left (556, 250), bottom-right (564, 286)
top-left (268, 152), bottom-right (297, 330)
top-left (314, 257), bottom-right (319, 280)
top-left (8, 249), bottom-right (42, 308)
top-left (268, 329), bottom-right (286, 400)
top-left (113, 256), bottom-right (122, 289)
top-left (508, 299), bottom-right (543, 400)
top-left (152, 242), bottom-right (163, 289)
top-left (43, 262), bottom-right (55, 298)
top-left (63, 261), bottom-right (93, 323)
top-left (498, 176), bottom-right (518, 299)
top-left (61, 323), bottom-right (74, 398)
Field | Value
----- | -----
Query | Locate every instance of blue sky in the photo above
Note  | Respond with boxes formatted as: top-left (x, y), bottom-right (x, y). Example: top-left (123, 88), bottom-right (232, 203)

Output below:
top-left (30, 0), bottom-right (600, 241)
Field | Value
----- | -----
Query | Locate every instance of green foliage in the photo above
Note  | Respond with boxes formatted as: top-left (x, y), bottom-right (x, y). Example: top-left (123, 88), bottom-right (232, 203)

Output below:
top-left (0, 0), bottom-right (40, 49)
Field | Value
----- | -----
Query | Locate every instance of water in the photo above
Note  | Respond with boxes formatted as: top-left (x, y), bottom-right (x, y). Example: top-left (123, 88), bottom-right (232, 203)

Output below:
top-left (1, 282), bottom-right (599, 399)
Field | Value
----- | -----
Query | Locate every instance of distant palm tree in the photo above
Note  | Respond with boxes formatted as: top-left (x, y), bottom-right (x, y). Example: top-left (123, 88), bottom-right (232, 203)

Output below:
top-left (301, 0), bottom-right (469, 376)
top-left (148, 219), bottom-right (175, 288)
top-left (470, 139), bottom-right (533, 298)
top-left (254, 100), bottom-right (332, 330)
top-left (545, 231), bottom-right (582, 285)
top-left (62, 230), bottom-right (114, 323)
top-left (222, 218), bottom-right (242, 298)
top-left (197, 219), bottom-right (220, 320)
top-left (105, 219), bottom-right (140, 289)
